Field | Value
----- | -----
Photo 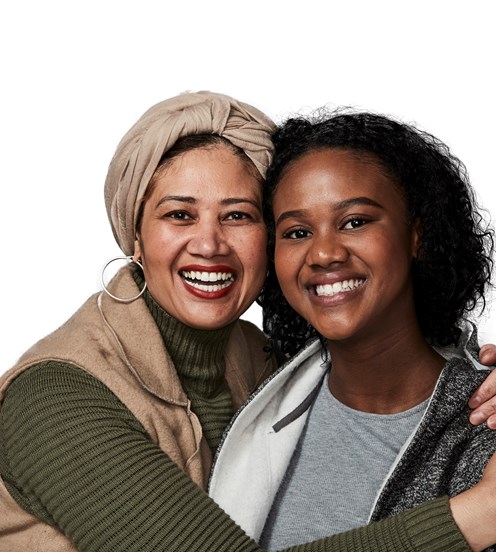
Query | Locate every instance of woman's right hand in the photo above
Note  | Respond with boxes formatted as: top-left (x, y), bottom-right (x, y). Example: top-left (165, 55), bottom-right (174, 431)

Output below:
top-left (449, 452), bottom-right (496, 551)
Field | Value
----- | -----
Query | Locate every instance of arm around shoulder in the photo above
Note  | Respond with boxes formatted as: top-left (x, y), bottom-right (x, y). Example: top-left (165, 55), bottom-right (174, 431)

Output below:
top-left (0, 361), bottom-right (482, 552)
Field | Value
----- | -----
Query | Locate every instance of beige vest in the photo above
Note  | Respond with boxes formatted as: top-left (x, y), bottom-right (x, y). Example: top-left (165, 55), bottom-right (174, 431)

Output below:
top-left (0, 268), bottom-right (276, 551)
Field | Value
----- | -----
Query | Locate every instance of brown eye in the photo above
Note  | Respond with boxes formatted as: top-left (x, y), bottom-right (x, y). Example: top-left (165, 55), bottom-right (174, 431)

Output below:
top-left (225, 212), bottom-right (250, 221)
top-left (343, 218), bottom-right (368, 230)
top-left (283, 228), bottom-right (311, 239)
top-left (164, 211), bottom-right (192, 220)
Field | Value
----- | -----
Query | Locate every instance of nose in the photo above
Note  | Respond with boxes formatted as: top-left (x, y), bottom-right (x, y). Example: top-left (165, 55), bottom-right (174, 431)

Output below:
top-left (306, 231), bottom-right (349, 268)
top-left (186, 221), bottom-right (230, 258)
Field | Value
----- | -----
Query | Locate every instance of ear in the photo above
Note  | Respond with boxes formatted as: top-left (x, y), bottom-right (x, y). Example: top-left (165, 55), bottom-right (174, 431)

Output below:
top-left (411, 218), bottom-right (422, 259)
top-left (133, 236), bottom-right (142, 263)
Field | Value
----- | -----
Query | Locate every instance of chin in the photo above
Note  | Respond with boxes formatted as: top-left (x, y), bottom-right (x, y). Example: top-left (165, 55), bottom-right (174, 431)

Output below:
top-left (184, 314), bottom-right (236, 331)
top-left (313, 321), bottom-right (359, 343)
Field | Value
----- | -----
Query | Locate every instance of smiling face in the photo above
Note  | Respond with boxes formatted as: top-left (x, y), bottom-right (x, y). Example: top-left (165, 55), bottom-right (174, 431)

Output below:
top-left (273, 148), bottom-right (420, 344)
top-left (134, 144), bottom-right (268, 330)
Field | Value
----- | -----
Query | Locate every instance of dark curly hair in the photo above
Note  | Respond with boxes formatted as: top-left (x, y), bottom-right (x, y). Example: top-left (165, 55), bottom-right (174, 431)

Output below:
top-left (259, 109), bottom-right (494, 359)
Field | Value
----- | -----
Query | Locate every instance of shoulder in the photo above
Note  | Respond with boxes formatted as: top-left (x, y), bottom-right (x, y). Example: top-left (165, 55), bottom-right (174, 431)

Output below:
top-left (429, 359), bottom-right (496, 453)
top-left (442, 357), bottom-right (490, 390)
top-left (2, 361), bottom-right (141, 430)
top-left (426, 358), bottom-right (491, 425)
top-left (225, 320), bottom-right (278, 394)
top-left (236, 318), bottom-right (268, 343)
top-left (5, 360), bottom-right (107, 396)
top-left (231, 319), bottom-right (274, 362)
top-left (5, 291), bottom-right (103, 373)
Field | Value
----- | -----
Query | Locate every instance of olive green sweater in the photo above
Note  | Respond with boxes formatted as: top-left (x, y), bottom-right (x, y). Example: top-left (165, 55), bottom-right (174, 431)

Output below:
top-left (0, 295), bottom-right (472, 552)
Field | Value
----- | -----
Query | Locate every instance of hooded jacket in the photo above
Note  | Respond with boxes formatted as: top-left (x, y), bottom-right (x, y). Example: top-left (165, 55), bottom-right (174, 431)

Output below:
top-left (209, 337), bottom-right (496, 551)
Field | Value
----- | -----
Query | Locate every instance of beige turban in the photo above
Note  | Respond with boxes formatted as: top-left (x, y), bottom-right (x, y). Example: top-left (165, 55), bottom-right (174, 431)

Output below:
top-left (104, 91), bottom-right (276, 255)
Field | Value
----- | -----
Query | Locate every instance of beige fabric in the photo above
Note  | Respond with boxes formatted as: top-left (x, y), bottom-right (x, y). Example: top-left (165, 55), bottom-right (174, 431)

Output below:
top-left (104, 91), bottom-right (276, 254)
top-left (0, 267), bottom-right (276, 551)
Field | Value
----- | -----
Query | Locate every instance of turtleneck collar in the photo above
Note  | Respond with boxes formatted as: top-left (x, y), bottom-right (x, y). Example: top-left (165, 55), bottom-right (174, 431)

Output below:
top-left (133, 270), bottom-right (235, 396)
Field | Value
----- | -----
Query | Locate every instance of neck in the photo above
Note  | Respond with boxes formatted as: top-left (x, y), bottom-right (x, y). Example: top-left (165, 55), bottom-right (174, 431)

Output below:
top-left (327, 323), bottom-right (445, 414)
top-left (140, 278), bottom-right (235, 394)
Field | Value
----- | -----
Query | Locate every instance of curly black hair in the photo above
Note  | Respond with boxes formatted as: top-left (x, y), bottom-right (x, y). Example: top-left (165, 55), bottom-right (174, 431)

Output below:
top-left (259, 109), bottom-right (494, 359)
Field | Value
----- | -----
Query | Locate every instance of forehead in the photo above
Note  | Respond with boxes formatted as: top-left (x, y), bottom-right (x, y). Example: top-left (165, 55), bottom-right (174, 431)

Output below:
top-left (274, 148), bottom-right (403, 207)
top-left (150, 145), bottom-right (262, 199)
top-left (281, 148), bottom-right (388, 184)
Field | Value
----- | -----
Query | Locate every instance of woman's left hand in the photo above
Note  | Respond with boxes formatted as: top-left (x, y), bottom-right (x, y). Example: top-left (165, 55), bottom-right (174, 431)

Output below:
top-left (469, 344), bottom-right (496, 428)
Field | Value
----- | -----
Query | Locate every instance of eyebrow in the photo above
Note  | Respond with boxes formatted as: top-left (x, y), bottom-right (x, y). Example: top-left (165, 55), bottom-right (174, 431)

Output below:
top-left (155, 195), bottom-right (195, 208)
top-left (275, 196), bottom-right (384, 226)
top-left (222, 197), bottom-right (261, 210)
top-left (155, 195), bottom-right (261, 210)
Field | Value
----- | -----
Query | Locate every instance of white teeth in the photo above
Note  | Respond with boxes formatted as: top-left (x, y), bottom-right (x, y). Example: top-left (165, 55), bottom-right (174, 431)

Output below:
top-left (315, 279), bottom-right (364, 297)
top-left (186, 281), bottom-right (233, 292)
top-left (180, 270), bottom-right (235, 289)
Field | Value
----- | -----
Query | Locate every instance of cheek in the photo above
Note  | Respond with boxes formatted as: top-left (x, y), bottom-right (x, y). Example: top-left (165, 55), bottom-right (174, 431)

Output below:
top-left (238, 228), bottom-right (268, 273)
top-left (139, 233), bottom-right (180, 276)
top-left (383, 232), bottom-right (414, 264)
top-left (360, 227), bottom-right (408, 258)
top-left (362, 231), bottom-right (414, 292)
top-left (274, 246), bottom-right (299, 296)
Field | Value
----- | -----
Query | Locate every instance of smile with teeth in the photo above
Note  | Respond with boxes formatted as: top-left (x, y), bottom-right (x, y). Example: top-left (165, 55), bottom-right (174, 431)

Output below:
top-left (315, 278), bottom-right (365, 297)
top-left (180, 270), bottom-right (235, 292)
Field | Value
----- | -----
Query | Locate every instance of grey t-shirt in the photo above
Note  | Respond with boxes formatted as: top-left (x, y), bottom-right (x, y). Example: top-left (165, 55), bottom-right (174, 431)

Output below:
top-left (260, 377), bottom-right (428, 550)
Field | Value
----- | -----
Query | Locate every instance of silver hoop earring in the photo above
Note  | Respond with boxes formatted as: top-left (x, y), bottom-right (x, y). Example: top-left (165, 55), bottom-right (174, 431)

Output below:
top-left (101, 256), bottom-right (147, 303)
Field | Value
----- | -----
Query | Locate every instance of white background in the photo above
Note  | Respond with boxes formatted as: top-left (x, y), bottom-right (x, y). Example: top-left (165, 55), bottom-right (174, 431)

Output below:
top-left (1, 1), bottom-right (495, 374)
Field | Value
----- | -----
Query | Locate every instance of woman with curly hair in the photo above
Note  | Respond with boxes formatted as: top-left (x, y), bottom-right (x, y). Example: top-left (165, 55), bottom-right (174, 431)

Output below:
top-left (209, 110), bottom-right (496, 551)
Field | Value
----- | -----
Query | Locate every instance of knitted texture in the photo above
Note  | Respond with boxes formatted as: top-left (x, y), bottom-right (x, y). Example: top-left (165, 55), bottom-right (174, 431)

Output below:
top-left (0, 363), bottom-right (471, 552)
top-left (297, 498), bottom-right (472, 552)
top-left (142, 286), bottom-right (234, 453)
top-left (0, 363), bottom-right (255, 551)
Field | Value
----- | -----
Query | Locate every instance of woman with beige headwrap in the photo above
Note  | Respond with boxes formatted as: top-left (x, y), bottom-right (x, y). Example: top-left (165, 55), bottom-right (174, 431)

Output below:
top-left (1, 91), bottom-right (496, 552)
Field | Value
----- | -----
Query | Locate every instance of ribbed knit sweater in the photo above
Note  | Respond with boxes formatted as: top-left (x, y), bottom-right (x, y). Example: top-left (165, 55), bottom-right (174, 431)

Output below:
top-left (0, 295), bottom-right (472, 551)
top-left (142, 288), bottom-right (234, 453)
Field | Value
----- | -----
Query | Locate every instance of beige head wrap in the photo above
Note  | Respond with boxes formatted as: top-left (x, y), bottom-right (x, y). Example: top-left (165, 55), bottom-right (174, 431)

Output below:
top-left (104, 91), bottom-right (276, 255)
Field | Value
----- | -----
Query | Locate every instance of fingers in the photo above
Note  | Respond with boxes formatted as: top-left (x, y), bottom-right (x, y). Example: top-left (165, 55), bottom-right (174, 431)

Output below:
top-left (468, 377), bottom-right (496, 410)
top-left (469, 346), bottom-right (496, 413)
top-left (469, 405), bottom-right (496, 428)
top-left (469, 355), bottom-right (496, 427)
top-left (478, 344), bottom-right (496, 366)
